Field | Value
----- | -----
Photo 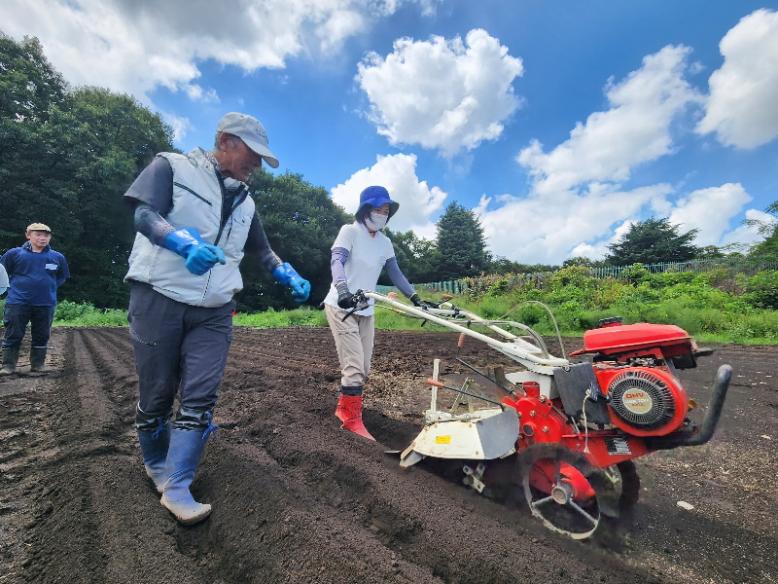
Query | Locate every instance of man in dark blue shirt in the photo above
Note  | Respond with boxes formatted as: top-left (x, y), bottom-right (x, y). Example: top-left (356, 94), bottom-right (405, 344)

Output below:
top-left (0, 223), bottom-right (70, 375)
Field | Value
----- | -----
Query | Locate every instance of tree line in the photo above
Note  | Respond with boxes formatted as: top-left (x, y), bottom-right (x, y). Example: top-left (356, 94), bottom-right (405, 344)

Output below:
top-left (0, 33), bottom-right (498, 310)
top-left (2, 34), bottom-right (775, 311)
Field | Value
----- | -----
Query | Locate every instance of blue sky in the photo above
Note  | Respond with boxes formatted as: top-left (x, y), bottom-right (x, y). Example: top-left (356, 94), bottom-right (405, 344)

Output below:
top-left (3, 0), bottom-right (778, 263)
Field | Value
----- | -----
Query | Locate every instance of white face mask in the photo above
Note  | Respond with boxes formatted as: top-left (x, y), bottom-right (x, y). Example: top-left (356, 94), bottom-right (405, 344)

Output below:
top-left (366, 211), bottom-right (388, 231)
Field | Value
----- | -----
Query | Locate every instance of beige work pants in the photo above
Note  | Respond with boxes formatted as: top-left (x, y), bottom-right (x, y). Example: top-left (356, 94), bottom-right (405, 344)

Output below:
top-left (325, 304), bottom-right (375, 390)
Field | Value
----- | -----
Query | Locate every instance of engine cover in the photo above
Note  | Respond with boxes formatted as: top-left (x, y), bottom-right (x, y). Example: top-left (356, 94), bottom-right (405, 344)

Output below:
top-left (575, 323), bottom-right (690, 354)
top-left (570, 323), bottom-right (696, 367)
top-left (595, 366), bottom-right (689, 437)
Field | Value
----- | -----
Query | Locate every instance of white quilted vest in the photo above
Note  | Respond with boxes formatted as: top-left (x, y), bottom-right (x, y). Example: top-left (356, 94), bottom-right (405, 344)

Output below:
top-left (125, 148), bottom-right (255, 307)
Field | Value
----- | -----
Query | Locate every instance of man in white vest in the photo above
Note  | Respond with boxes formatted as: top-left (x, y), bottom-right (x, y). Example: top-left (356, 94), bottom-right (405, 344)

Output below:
top-left (0, 263), bottom-right (7, 295)
top-left (123, 112), bottom-right (310, 525)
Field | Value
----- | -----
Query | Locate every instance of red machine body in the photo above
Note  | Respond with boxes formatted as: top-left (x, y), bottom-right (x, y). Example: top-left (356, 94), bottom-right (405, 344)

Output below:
top-left (503, 321), bottom-right (705, 507)
top-left (571, 322), bottom-right (701, 368)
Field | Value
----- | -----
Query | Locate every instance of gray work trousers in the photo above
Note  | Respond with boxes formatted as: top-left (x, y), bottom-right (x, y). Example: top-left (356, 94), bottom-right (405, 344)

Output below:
top-left (128, 284), bottom-right (234, 418)
top-left (324, 303), bottom-right (375, 390)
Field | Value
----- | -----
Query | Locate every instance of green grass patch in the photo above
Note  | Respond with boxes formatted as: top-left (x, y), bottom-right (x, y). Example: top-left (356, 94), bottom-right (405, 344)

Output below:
top-left (233, 307), bottom-right (326, 328)
top-left (3, 268), bottom-right (777, 346)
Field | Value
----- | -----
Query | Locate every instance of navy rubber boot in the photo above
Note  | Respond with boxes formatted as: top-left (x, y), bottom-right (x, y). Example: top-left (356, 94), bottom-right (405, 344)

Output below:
top-left (29, 347), bottom-right (48, 373)
top-left (137, 421), bottom-right (170, 494)
top-left (0, 346), bottom-right (20, 376)
top-left (160, 427), bottom-right (212, 525)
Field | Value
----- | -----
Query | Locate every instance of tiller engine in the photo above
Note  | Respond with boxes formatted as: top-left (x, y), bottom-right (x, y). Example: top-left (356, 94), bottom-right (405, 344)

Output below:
top-left (353, 291), bottom-right (731, 540)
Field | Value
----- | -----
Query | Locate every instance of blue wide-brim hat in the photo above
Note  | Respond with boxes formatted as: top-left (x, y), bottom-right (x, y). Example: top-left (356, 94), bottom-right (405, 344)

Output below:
top-left (357, 185), bottom-right (399, 219)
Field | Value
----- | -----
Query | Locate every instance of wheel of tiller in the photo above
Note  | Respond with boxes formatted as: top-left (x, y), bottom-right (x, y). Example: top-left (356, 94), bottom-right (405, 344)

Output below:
top-left (514, 445), bottom-right (636, 540)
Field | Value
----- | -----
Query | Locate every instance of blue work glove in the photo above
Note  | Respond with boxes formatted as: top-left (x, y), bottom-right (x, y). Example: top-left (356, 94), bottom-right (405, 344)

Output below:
top-left (272, 262), bottom-right (311, 303)
top-left (162, 227), bottom-right (226, 276)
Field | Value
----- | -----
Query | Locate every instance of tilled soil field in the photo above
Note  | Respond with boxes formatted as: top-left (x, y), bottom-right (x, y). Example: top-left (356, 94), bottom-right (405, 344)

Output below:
top-left (0, 327), bottom-right (776, 584)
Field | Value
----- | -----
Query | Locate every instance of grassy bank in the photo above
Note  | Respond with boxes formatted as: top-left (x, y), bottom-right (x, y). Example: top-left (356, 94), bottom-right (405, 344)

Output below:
top-left (2, 266), bottom-right (776, 345)
top-left (442, 266), bottom-right (778, 345)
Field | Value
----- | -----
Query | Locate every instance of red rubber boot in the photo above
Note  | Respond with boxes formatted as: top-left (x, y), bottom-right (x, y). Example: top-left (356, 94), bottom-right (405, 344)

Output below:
top-left (335, 395), bottom-right (375, 441)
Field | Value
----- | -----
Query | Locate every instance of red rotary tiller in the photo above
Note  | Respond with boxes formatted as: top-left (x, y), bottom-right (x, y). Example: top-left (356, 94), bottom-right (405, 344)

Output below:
top-left (361, 291), bottom-right (731, 540)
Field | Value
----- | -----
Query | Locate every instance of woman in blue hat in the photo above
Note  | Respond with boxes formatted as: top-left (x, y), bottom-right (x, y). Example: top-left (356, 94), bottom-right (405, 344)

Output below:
top-left (323, 186), bottom-right (432, 440)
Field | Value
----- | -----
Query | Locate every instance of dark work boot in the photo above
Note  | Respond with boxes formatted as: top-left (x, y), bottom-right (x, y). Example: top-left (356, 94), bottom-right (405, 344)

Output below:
top-left (0, 346), bottom-right (20, 376)
top-left (29, 347), bottom-right (48, 373)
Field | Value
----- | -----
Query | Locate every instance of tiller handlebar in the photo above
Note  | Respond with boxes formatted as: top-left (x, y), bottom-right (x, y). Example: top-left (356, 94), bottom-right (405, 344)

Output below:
top-left (351, 290), bottom-right (569, 375)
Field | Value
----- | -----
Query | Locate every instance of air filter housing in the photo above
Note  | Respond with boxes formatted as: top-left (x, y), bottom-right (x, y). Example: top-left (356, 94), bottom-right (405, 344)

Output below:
top-left (595, 366), bottom-right (689, 436)
top-left (609, 370), bottom-right (675, 429)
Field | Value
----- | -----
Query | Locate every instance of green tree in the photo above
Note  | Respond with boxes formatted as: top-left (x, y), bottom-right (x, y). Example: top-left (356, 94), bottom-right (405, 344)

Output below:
top-left (435, 202), bottom-right (490, 280)
top-left (241, 171), bottom-right (350, 310)
top-left (562, 256), bottom-right (598, 268)
top-left (383, 229), bottom-right (438, 284)
top-left (695, 245), bottom-right (725, 260)
top-left (0, 33), bottom-right (174, 307)
top-left (747, 201), bottom-right (778, 262)
top-left (0, 34), bottom-right (64, 121)
top-left (60, 88), bottom-right (174, 306)
top-left (489, 256), bottom-right (557, 274)
top-left (0, 34), bottom-right (79, 250)
top-left (606, 218), bottom-right (699, 266)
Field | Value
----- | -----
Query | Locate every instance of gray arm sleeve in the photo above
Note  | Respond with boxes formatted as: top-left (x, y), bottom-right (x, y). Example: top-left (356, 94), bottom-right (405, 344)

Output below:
top-left (385, 257), bottom-right (415, 297)
top-left (331, 247), bottom-right (349, 283)
top-left (245, 214), bottom-right (282, 272)
top-left (134, 203), bottom-right (175, 246)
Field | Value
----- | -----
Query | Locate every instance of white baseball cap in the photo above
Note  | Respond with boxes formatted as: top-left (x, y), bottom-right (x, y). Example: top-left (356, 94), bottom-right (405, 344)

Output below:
top-left (216, 112), bottom-right (279, 168)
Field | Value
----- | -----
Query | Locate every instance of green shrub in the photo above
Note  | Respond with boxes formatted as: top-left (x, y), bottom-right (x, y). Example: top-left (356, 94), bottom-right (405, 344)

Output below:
top-left (5, 268), bottom-right (778, 344)
top-left (53, 301), bottom-right (127, 326)
top-left (55, 300), bottom-right (97, 321)
top-left (549, 265), bottom-right (596, 289)
top-left (621, 263), bottom-right (651, 285)
top-left (647, 271), bottom-right (696, 288)
top-left (233, 307), bottom-right (326, 328)
top-left (745, 271), bottom-right (778, 309)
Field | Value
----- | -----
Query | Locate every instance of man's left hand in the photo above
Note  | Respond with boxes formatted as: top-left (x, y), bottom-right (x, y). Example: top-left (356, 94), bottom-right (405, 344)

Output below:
top-left (272, 262), bottom-right (311, 303)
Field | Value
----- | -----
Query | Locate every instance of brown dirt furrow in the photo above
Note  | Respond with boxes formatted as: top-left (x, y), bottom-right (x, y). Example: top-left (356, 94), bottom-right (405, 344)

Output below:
top-left (13, 330), bottom-right (206, 584)
top-left (1, 327), bottom-right (775, 584)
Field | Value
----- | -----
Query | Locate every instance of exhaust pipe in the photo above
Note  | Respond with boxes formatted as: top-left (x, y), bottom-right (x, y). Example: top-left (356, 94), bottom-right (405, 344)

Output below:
top-left (647, 364), bottom-right (732, 450)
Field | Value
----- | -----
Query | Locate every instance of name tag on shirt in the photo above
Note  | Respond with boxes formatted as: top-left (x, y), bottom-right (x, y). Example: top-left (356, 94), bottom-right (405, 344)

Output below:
top-left (45, 263), bottom-right (58, 271)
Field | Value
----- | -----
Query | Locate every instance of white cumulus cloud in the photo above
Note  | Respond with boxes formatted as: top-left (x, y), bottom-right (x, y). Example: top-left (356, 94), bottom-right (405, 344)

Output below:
top-left (161, 113), bottom-right (193, 144)
top-left (474, 46), bottom-right (760, 264)
top-left (697, 9), bottom-right (778, 149)
top-left (0, 0), bottom-right (431, 103)
top-left (720, 209), bottom-right (775, 248)
top-left (356, 29), bottom-right (524, 156)
top-left (517, 45), bottom-right (699, 196)
top-left (475, 184), bottom-right (673, 264)
top-left (570, 220), bottom-right (636, 261)
top-left (331, 154), bottom-right (447, 237)
top-left (667, 183), bottom-right (751, 245)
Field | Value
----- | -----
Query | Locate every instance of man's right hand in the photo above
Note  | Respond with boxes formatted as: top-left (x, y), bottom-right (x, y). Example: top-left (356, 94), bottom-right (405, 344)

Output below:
top-left (335, 281), bottom-right (356, 309)
top-left (162, 228), bottom-right (226, 276)
top-left (184, 244), bottom-right (226, 275)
